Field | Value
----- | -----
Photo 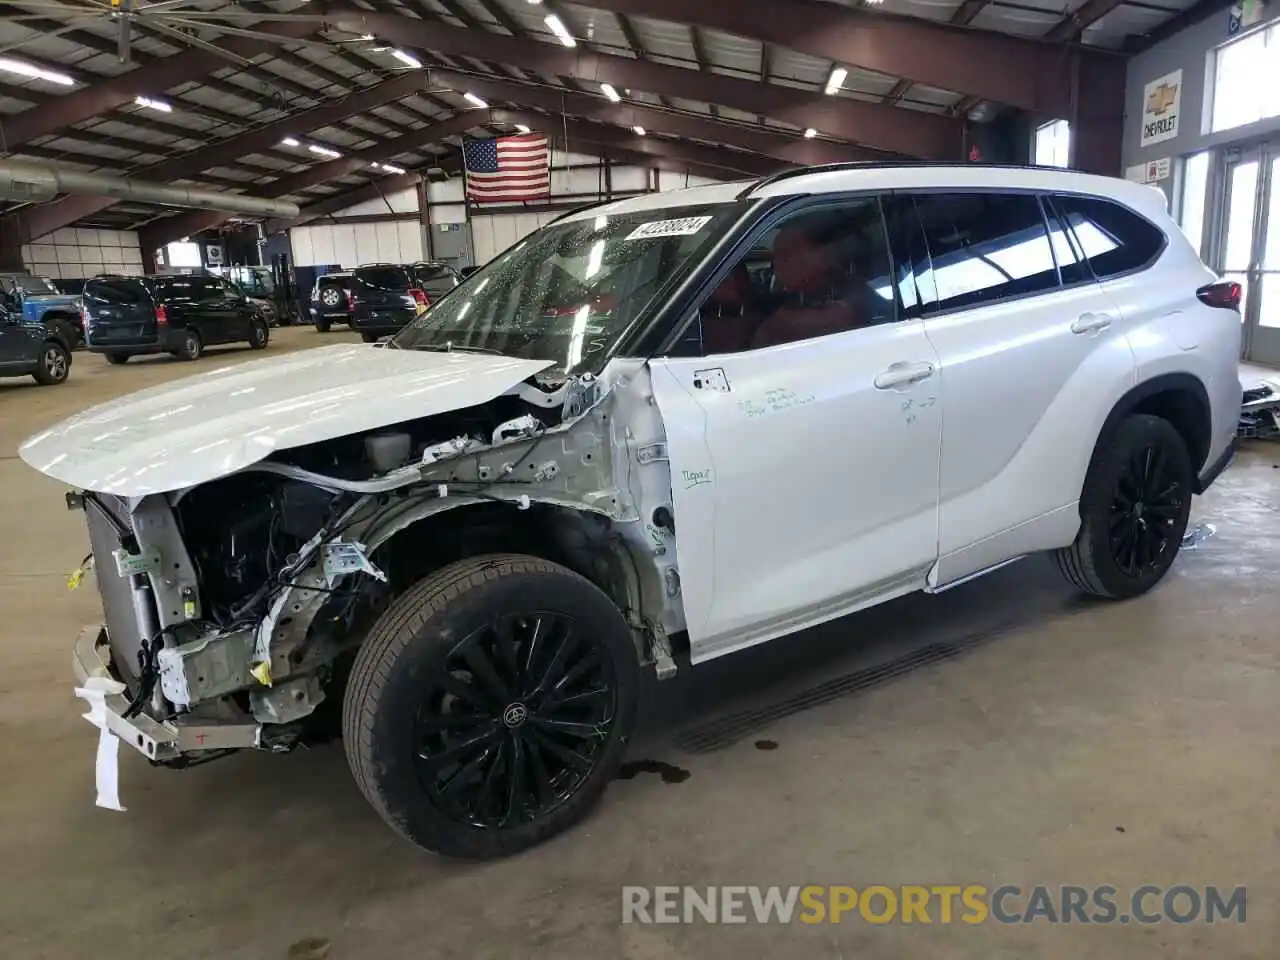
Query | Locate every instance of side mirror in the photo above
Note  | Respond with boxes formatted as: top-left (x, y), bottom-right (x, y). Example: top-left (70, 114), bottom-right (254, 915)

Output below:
top-left (459, 265), bottom-right (480, 279)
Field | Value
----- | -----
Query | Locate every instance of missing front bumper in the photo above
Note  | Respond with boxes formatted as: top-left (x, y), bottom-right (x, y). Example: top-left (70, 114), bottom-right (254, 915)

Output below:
top-left (72, 625), bottom-right (262, 761)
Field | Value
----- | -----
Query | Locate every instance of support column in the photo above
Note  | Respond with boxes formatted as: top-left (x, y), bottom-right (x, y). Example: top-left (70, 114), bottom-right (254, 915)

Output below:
top-left (1071, 56), bottom-right (1127, 177)
top-left (416, 178), bottom-right (433, 260)
top-left (0, 231), bottom-right (24, 272)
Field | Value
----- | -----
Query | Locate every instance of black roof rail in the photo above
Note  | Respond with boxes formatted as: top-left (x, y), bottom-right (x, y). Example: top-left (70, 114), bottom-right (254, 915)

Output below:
top-left (737, 160), bottom-right (1106, 198)
top-left (543, 196), bottom-right (617, 227)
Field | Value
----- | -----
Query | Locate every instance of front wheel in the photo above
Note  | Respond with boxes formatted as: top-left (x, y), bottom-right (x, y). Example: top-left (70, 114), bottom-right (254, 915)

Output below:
top-left (32, 341), bottom-right (70, 385)
top-left (1054, 414), bottom-right (1193, 600)
top-left (104, 352), bottom-right (130, 365)
top-left (248, 317), bottom-right (269, 350)
top-left (343, 555), bottom-right (640, 859)
top-left (315, 318), bottom-right (331, 333)
top-left (360, 332), bottom-right (378, 343)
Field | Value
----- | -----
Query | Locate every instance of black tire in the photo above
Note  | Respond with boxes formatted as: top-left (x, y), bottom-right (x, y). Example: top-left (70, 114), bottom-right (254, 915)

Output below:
top-left (343, 554), bottom-right (640, 859)
top-left (360, 332), bottom-right (378, 343)
top-left (31, 340), bottom-right (70, 385)
top-left (104, 352), bottom-right (131, 365)
top-left (171, 329), bottom-right (202, 361)
top-left (1054, 414), bottom-right (1193, 600)
top-left (248, 317), bottom-right (269, 350)
top-left (315, 318), bottom-right (331, 333)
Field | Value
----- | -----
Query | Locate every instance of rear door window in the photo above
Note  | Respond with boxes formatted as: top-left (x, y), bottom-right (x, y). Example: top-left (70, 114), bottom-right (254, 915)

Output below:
top-left (905, 193), bottom-right (1061, 314)
top-left (1050, 194), bottom-right (1167, 279)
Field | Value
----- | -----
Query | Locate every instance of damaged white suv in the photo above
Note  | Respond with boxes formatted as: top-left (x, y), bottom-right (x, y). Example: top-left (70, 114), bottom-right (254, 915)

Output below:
top-left (22, 163), bottom-right (1240, 858)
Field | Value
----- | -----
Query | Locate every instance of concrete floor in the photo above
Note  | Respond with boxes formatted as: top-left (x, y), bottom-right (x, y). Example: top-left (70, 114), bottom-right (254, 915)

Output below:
top-left (1, 327), bottom-right (1278, 959)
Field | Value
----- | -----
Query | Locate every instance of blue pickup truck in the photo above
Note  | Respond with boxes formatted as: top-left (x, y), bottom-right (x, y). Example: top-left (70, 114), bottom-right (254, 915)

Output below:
top-left (0, 273), bottom-right (83, 347)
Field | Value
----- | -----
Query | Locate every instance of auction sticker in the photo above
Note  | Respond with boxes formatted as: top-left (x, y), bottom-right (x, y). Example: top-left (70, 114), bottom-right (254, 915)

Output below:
top-left (625, 216), bottom-right (713, 240)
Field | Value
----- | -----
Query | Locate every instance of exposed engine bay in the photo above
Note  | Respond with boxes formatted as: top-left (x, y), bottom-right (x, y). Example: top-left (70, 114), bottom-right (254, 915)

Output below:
top-left (74, 361), bottom-right (683, 763)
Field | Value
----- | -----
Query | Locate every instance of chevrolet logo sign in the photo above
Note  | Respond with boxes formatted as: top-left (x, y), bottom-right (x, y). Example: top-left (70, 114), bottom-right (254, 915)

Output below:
top-left (1146, 83), bottom-right (1178, 116)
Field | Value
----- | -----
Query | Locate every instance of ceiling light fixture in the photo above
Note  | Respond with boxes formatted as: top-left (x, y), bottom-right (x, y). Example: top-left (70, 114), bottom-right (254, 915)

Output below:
top-left (280, 136), bottom-right (300, 147)
top-left (0, 57), bottom-right (74, 86)
top-left (381, 163), bottom-right (406, 174)
top-left (392, 49), bottom-right (422, 68)
top-left (515, 124), bottom-right (531, 133)
top-left (601, 83), bottom-right (621, 102)
top-left (545, 14), bottom-right (576, 47)
top-left (804, 128), bottom-right (818, 139)
top-left (134, 95), bottom-right (172, 112)
top-left (824, 66), bottom-right (847, 96)
top-left (308, 144), bottom-right (342, 158)
top-left (463, 92), bottom-right (489, 108)
top-left (633, 125), bottom-right (646, 136)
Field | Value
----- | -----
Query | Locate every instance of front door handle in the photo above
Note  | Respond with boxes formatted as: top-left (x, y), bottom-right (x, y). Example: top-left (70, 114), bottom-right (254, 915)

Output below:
top-left (1071, 312), bottom-right (1113, 335)
top-left (874, 360), bottom-right (935, 390)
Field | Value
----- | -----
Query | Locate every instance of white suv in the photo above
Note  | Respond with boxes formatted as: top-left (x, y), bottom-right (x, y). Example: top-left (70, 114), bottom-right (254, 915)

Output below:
top-left (21, 163), bottom-right (1241, 859)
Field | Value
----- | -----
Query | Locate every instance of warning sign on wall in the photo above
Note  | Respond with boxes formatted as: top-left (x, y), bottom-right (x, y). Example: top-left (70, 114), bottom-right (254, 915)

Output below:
top-left (1140, 70), bottom-right (1183, 147)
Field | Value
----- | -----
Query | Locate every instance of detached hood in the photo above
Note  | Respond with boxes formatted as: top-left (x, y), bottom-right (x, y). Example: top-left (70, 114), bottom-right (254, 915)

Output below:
top-left (20, 343), bottom-right (554, 496)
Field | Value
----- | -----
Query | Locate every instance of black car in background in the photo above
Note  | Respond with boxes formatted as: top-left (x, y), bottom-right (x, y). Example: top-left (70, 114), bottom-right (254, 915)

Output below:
top-left (82, 274), bottom-right (270, 363)
top-left (310, 271), bottom-right (353, 332)
top-left (406, 261), bottom-right (461, 303)
top-left (0, 298), bottom-right (73, 386)
top-left (347, 263), bottom-right (430, 342)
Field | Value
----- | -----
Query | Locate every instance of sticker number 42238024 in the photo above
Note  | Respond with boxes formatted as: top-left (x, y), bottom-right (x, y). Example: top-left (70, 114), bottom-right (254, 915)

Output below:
top-left (625, 216), bottom-right (714, 241)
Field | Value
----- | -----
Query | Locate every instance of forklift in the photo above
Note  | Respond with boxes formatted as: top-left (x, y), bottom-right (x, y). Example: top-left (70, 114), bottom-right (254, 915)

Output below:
top-left (224, 254), bottom-right (304, 326)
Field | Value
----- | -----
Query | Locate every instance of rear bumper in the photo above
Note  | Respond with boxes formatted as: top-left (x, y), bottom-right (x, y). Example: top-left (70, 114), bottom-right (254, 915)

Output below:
top-left (1196, 438), bottom-right (1235, 494)
top-left (73, 624), bottom-right (260, 761)
top-left (350, 309), bottom-right (416, 334)
top-left (85, 329), bottom-right (186, 354)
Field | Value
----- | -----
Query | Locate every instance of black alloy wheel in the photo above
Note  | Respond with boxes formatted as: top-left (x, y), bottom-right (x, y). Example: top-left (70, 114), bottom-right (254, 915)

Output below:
top-left (414, 612), bottom-right (617, 831)
top-left (344, 555), bottom-right (639, 859)
top-left (1108, 442), bottom-right (1186, 578)
top-left (1055, 413), bottom-right (1193, 599)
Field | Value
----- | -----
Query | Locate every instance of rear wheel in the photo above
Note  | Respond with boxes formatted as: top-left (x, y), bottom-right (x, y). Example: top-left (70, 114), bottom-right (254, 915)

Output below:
top-left (315, 318), bottom-right (331, 333)
top-left (248, 317), bottom-right (269, 350)
top-left (343, 555), bottom-right (639, 859)
top-left (104, 352), bottom-right (131, 365)
top-left (1054, 414), bottom-right (1193, 599)
top-left (171, 329), bottom-right (202, 362)
top-left (32, 341), bottom-right (70, 385)
top-left (361, 332), bottom-right (378, 343)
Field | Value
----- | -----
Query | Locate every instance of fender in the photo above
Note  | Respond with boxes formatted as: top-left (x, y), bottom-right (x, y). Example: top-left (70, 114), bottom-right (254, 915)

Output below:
top-left (1086, 371), bottom-right (1211, 481)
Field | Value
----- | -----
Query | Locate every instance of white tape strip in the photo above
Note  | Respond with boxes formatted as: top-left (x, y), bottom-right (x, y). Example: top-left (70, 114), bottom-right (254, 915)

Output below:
top-left (73, 677), bottom-right (128, 813)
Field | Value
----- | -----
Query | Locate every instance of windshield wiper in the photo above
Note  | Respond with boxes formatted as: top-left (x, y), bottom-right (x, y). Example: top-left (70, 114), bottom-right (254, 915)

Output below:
top-left (410, 341), bottom-right (506, 356)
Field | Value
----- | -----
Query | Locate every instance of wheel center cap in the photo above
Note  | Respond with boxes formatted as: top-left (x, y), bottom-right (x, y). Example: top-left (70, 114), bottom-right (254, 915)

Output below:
top-left (1133, 501), bottom-right (1145, 519)
top-left (501, 702), bottom-right (529, 728)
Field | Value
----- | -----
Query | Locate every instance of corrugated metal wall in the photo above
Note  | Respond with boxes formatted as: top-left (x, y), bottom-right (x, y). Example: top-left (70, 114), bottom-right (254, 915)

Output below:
top-left (22, 227), bottom-right (145, 281)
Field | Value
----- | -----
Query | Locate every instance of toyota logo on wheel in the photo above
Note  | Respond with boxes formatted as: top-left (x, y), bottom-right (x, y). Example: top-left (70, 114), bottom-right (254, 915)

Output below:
top-left (502, 703), bottom-right (529, 728)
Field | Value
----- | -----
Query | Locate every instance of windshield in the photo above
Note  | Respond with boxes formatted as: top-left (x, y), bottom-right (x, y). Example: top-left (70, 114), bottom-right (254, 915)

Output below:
top-left (231, 268), bottom-right (274, 297)
top-left (392, 202), bottom-right (743, 374)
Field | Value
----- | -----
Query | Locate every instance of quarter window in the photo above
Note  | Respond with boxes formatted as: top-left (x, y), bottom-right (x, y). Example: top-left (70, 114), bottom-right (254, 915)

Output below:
top-left (900, 193), bottom-right (1061, 314)
top-left (1050, 195), bottom-right (1166, 279)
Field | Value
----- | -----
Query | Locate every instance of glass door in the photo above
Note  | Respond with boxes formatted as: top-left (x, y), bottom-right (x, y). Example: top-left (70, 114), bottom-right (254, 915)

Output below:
top-left (1218, 142), bottom-right (1280, 365)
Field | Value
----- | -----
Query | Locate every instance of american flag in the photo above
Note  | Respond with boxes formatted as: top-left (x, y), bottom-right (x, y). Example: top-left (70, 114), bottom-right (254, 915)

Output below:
top-left (463, 134), bottom-right (551, 203)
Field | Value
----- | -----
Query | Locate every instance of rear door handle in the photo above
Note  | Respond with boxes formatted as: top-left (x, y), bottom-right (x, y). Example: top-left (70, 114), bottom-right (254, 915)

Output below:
top-left (874, 360), bottom-right (935, 390)
top-left (1071, 312), bottom-right (1113, 335)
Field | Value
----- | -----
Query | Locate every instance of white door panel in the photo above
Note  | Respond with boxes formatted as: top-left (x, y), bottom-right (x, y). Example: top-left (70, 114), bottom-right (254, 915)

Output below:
top-left (925, 282), bottom-right (1132, 564)
top-left (650, 322), bottom-right (943, 662)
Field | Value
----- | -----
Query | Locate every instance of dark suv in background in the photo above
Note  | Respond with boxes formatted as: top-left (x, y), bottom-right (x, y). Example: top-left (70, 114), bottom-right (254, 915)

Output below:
top-left (347, 263), bottom-right (432, 342)
top-left (82, 274), bottom-right (270, 363)
top-left (0, 297), bottom-right (73, 386)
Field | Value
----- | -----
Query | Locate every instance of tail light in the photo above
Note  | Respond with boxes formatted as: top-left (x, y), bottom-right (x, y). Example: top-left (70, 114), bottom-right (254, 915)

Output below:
top-left (1196, 280), bottom-right (1242, 311)
top-left (346, 292), bottom-right (355, 312)
top-left (155, 303), bottom-right (168, 326)
top-left (409, 288), bottom-right (429, 306)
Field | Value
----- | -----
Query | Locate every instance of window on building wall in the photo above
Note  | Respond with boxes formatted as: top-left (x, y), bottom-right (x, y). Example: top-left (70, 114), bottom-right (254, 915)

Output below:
top-left (1211, 22), bottom-right (1280, 132)
top-left (1178, 151), bottom-right (1211, 258)
top-left (1033, 120), bottom-right (1071, 168)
